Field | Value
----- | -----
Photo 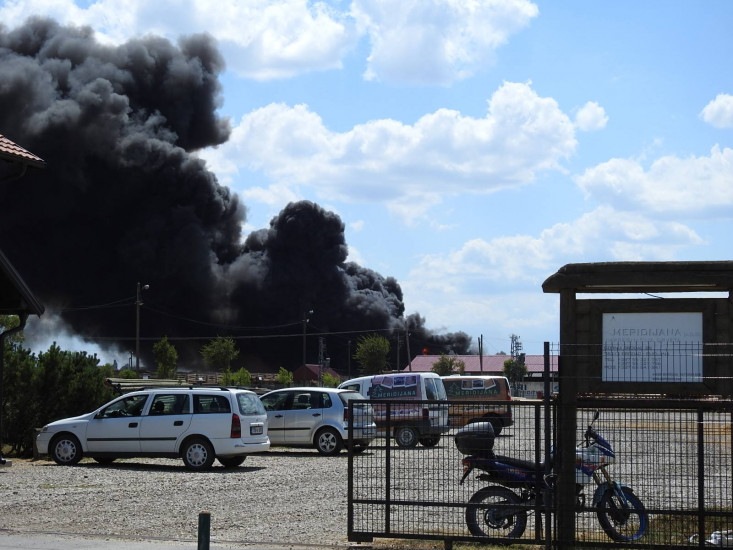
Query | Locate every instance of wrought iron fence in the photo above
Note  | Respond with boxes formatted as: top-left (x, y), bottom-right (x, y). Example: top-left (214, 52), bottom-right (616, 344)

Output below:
top-left (347, 396), bottom-right (733, 549)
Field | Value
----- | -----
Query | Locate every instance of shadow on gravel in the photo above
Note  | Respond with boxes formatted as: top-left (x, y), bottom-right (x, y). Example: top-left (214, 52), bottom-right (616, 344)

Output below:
top-left (264, 450), bottom-right (348, 458)
top-left (38, 460), bottom-right (267, 473)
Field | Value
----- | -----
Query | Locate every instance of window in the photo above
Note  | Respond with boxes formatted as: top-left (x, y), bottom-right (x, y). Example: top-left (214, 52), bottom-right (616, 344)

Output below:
top-left (101, 394), bottom-right (149, 418)
top-left (319, 392), bottom-right (332, 408)
top-left (260, 391), bottom-right (292, 412)
top-left (293, 393), bottom-right (313, 409)
top-left (425, 378), bottom-right (438, 400)
top-left (237, 392), bottom-right (266, 415)
top-left (149, 394), bottom-right (190, 415)
top-left (193, 394), bottom-right (231, 414)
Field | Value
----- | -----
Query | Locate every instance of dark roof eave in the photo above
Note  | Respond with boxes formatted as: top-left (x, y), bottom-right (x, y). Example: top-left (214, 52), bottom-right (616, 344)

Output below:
top-left (542, 261), bottom-right (733, 294)
top-left (0, 249), bottom-right (44, 316)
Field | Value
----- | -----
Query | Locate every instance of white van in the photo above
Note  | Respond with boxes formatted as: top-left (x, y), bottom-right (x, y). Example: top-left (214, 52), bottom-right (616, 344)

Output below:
top-left (338, 372), bottom-right (450, 448)
top-left (441, 375), bottom-right (513, 434)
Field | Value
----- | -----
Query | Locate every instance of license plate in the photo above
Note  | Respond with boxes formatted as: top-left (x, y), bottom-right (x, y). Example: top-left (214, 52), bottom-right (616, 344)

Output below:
top-left (250, 424), bottom-right (264, 435)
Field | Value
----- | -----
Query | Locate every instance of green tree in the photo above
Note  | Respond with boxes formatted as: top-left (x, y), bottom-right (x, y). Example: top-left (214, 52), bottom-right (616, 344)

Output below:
top-left (200, 336), bottom-right (239, 371)
top-left (322, 372), bottom-right (341, 388)
top-left (431, 353), bottom-right (465, 376)
top-left (229, 367), bottom-right (252, 387)
top-left (152, 336), bottom-right (178, 379)
top-left (2, 342), bottom-right (114, 456)
top-left (117, 367), bottom-right (139, 379)
top-left (354, 334), bottom-right (391, 375)
top-left (275, 367), bottom-right (293, 387)
top-left (0, 315), bottom-right (23, 344)
top-left (503, 357), bottom-right (527, 385)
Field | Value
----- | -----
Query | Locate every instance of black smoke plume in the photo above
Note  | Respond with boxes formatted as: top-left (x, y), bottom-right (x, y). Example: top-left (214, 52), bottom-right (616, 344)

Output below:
top-left (0, 17), bottom-right (470, 372)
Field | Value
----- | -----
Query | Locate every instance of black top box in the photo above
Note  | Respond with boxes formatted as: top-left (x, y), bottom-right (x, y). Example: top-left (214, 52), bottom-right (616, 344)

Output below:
top-left (455, 421), bottom-right (495, 457)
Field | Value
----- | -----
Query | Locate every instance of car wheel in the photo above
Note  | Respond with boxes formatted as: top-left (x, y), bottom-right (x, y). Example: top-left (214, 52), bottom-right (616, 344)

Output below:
top-left (50, 433), bottom-right (83, 466)
top-left (315, 428), bottom-right (343, 456)
top-left (93, 457), bottom-right (116, 465)
top-left (419, 436), bottom-right (440, 447)
top-left (182, 438), bottom-right (215, 470)
top-left (395, 426), bottom-right (419, 448)
top-left (218, 456), bottom-right (246, 468)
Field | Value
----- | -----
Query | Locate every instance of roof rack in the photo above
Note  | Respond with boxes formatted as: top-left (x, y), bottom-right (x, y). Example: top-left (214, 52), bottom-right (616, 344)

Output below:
top-left (105, 379), bottom-right (270, 395)
top-left (105, 378), bottom-right (186, 394)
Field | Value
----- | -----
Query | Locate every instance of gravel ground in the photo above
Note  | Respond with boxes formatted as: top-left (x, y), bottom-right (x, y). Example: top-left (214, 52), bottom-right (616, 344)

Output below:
top-left (0, 450), bottom-right (368, 548)
top-left (3, 406), bottom-right (726, 549)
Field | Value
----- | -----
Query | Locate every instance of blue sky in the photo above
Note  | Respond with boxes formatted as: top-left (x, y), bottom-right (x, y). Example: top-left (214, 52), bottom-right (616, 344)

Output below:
top-left (4, 0), bottom-right (732, 355)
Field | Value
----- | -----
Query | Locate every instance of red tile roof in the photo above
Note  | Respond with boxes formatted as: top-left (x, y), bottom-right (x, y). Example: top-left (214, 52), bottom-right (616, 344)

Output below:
top-left (0, 133), bottom-right (45, 168)
top-left (403, 354), bottom-right (557, 375)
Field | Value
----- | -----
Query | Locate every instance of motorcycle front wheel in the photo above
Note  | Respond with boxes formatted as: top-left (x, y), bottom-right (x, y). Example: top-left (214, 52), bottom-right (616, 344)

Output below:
top-left (465, 486), bottom-right (527, 539)
top-left (596, 485), bottom-right (648, 542)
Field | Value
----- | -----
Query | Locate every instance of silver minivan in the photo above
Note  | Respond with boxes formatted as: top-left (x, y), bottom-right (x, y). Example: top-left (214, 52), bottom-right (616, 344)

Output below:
top-left (259, 387), bottom-right (376, 455)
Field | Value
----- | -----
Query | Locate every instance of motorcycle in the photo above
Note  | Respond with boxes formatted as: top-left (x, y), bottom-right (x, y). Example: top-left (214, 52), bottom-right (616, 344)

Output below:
top-left (456, 411), bottom-right (648, 542)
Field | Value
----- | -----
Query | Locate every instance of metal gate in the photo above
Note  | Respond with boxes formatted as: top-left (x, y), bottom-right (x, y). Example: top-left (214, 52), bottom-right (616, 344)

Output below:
top-left (348, 397), bottom-right (733, 549)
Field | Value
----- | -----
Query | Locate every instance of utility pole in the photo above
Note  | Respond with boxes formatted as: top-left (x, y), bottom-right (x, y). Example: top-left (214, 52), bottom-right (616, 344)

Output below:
top-left (135, 282), bottom-right (149, 372)
top-left (510, 334), bottom-right (522, 359)
top-left (395, 334), bottom-right (401, 371)
top-left (318, 337), bottom-right (326, 386)
top-left (405, 324), bottom-right (412, 372)
top-left (302, 309), bottom-right (313, 367)
top-left (478, 334), bottom-right (484, 372)
top-left (347, 340), bottom-right (351, 378)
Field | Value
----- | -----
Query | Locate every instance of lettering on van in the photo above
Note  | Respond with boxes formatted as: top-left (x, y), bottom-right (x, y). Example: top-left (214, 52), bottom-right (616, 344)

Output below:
top-left (369, 375), bottom-right (420, 399)
top-left (444, 378), bottom-right (500, 398)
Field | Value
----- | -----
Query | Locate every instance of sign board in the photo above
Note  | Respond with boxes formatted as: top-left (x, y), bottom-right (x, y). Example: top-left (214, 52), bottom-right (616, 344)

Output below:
top-left (602, 312), bottom-right (703, 382)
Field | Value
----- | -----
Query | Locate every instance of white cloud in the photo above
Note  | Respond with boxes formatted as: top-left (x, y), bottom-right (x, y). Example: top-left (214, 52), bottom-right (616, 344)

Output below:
top-left (700, 94), bottom-right (733, 128)
top-left (201, 81), bottom-right (577, 217)
top-left (1, 0), bottom-right (537, 83)
top-left (352, 0), bottom-right (539, 85)
top-left (401, 204), bottom-right (702, 346)
top-left (575, 146), bottom-right (733, 216)
top-left (574, 101), bottom-right (608, 132)
top-left (0, 0), bottom-right (356, 78)
top-left (349, 219), bottom-right (365, 232)
top-left (408, 206), bottom-right (702, 294)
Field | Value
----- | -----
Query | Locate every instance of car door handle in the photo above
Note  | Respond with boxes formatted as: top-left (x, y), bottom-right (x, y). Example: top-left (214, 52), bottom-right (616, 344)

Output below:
top-left (274, 414), bottom-right (284, 418)
top-left (129, 422), bottom-right (138, 428)
top-left (174, 420), bottom-right (183, 426)
top-left (312, 413), bottom-right (321, 417)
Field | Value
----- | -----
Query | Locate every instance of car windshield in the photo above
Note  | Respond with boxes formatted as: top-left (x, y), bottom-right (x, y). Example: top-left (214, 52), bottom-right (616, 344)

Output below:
top-left (425, 378), bottom-right (448, 401)
top-left (237, 392), bottom-right (266, 415)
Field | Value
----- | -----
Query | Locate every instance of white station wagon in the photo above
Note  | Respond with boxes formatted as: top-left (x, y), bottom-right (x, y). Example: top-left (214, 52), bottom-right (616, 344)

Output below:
top-left (36, 387), bottom-right (270, 470)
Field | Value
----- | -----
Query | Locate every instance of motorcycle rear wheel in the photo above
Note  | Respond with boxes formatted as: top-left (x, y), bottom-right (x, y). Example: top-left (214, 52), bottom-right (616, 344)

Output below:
top-left (465, 486), bottom-right (527, 539)
top-left (596, 485), bottom-right (648, 542)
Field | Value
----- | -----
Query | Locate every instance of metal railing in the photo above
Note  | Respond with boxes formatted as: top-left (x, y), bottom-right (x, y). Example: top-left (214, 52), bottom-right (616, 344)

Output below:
top-left (348, 396), bottom-right (733, 549)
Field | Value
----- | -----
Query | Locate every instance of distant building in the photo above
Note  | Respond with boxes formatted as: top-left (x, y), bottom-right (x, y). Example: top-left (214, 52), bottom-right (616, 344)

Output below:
top-left (293, 363), bottom-right (341, 386)
top-left (403, 354), bottom-right (558, 399)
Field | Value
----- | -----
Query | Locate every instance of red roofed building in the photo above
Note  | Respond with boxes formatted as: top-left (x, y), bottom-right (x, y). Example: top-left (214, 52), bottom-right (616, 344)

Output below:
top-left (293, 363), bottom-right (342, 385)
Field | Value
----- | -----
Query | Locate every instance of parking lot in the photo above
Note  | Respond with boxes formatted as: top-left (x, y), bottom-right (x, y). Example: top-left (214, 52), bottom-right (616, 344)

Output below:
top-left (0, 449), bottom-right (354, 548)
top-left (4, 403), bottom-right (732, 549)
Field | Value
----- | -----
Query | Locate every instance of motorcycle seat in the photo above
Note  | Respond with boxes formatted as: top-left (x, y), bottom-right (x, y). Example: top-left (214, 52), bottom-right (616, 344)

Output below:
top-left (494, 454), bottom-right (549, 472)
